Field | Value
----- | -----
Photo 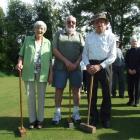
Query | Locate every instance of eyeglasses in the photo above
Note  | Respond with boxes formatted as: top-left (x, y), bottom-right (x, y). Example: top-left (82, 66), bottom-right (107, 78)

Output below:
top-left (67, 20), bottom-right (76, 25)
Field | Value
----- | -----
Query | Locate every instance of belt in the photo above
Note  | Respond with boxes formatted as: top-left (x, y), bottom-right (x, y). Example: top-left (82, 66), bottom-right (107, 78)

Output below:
top-left (89, 59), bottom-right (105, 65)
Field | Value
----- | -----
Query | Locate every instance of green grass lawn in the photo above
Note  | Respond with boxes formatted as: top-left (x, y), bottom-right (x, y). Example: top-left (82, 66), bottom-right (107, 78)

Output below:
top-left (0, 76), bottom-right (140, 140)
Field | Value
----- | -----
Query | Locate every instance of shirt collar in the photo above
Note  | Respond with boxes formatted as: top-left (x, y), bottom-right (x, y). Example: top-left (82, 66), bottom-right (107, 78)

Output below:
top-left (95, 30), bottom-right (108, 36)
top-left (63, 29), bottom-right (76, 36)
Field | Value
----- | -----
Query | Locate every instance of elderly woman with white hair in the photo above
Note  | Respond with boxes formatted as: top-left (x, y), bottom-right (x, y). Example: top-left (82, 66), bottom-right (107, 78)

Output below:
top-left (16, 21), bottom-right (52, 129)
top-left (125, 35), bottom-right (140, 107)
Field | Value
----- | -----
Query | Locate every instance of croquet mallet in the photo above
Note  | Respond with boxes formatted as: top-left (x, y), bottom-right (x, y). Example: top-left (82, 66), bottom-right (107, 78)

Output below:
top-left (18, 70), bottom-right (26, 137)
top-left (80, 75), bottom-right (96, 133)
top-left (67, 82), bottom-right (74, 128)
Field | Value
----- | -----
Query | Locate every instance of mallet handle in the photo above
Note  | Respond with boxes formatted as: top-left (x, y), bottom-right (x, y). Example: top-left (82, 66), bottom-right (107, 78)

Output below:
top-left (87, 75), bottom-right (94, 125)
top-left (69, 82), bottom-right (72, 120)
top-left (19, 70), bottom-right (23, 128)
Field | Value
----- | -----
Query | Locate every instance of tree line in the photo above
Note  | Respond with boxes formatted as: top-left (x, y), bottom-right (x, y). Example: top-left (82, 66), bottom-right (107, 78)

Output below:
top-left (0, 0), bottom-right (140, 74)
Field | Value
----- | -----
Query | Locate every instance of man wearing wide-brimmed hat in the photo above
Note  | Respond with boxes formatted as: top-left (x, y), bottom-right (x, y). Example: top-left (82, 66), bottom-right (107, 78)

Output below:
top-left (82, 12), bottom-right (116, 128)
top-left (91, 12), bottom-right (108, 23)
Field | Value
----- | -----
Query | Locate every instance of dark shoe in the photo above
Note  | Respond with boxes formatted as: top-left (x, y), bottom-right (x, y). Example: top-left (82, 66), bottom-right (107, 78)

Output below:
top-left (134, 104), bottom-right (140, 107)
top-left (90, 121), bottom-right (98, 127)
top-left (90, 118), bottom-right (99, 127)
top-left (126, 101), bottom-right (134, 106)
top-left (36, 121), bottom-right (43, 129)
top-left (102, 121), bottom-right (111, 128)
top-left (29, 121), bottom-right (36, 129)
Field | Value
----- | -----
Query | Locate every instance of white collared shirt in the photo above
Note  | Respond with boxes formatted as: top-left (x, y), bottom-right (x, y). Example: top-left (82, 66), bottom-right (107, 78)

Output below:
top-left (82, 30), bottom-right (116, 68)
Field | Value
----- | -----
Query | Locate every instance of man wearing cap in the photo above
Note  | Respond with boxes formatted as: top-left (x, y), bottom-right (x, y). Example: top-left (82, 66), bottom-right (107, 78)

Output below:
top-left (82, 12), bottom-right (116, 128)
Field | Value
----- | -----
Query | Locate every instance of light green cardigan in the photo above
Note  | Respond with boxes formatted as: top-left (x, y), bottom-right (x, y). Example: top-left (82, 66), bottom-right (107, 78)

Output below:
top-left (19, 35), bottom-right (52, 82)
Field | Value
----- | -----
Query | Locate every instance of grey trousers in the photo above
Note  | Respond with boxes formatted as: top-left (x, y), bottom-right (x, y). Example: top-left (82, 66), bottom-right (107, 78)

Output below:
top-left (24, 73), bottom-right (47, 123)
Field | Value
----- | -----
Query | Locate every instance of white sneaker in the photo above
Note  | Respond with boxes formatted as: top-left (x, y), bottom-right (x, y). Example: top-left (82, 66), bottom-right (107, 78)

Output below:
top-left (52, 112), bottom-right (61, 125)
top-left (72, 111), bottom-right (81, 122)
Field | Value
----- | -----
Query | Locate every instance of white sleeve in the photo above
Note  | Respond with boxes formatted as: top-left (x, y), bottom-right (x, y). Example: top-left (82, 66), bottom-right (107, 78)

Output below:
top-left (100, 34), bottom-right (116, 68)
top-left (82, 34), bottom-right (90, 66)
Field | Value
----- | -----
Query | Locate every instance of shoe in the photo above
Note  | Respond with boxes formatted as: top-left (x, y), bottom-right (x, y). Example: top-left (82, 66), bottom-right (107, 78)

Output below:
top-left (29, 121), bottom-right (36, 129)
top-left (90, 120), bottom-right (98, 127)
top-left (72, 111), bottom-right (81, 123)
top-left (126, 101), bottom-right (134, 106)
top-left (90, 116), bottom-right (99, 127)
top-left (102, 121), bottom-right (111, 128)
top-left (52, 112), bottom-right (61, 125)
top-left (36, 121), bottom-right (43, 129)
top-left (134, 104), bottom-right (140, 107)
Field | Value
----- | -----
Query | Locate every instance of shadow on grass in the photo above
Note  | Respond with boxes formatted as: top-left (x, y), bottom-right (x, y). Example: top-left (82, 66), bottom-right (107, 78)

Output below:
top-left (0, 117), bottom-right (28, 137)
top-left (0, 117), bottom-right (75, 137)
top-left (0, 108), bottom-right (140, 140)
top-left (78, 108), bottom-right (140, 139)
top-left (45, 92), bottom-right (78, 100)
top-left (75, 116), bottom-right (140, 140)
top-left (79, 107), bottom-right (140, 117)
top-left (44, 103), bottom-right (88, 109)
top-left (112, 108), bottom-right (140, 116)
top-left (97, 116), bottom-right (140, 140)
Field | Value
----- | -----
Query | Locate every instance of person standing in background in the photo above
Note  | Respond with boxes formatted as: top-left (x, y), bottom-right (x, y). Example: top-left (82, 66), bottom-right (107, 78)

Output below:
top-left (125, 36), bottom-right (140, 107)
top-left (80, 60), bottom-right (88, 94)
top-left (111, 36), bottom-right (125, 98)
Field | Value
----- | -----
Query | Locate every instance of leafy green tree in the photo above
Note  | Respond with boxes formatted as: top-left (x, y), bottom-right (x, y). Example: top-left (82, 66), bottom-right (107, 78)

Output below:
top-left (1, 0), bottom-right (62, 73)
top-left (0, 7), bottom-right (4, 35)
top-left (61, 0), bottom-right (140, 46)
top-left (0, 7), bottom-right (6, 71)
top-left (2, 0), bottom-right (36, 73)
top-left (34, 0), bottom-right (62, 41)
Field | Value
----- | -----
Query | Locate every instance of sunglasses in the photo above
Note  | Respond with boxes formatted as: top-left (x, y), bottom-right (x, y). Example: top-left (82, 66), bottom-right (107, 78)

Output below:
top-left (67, 20), bottom-right (76, 25)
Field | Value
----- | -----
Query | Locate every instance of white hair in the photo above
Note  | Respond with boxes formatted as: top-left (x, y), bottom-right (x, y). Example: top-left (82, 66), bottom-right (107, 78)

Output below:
top-left (130, 35), bottom-right (140, 47)
top-left (65, 15), bottom-right (76, 24)
top-left (130, 35), bottom-right (138, 43)
top-left (65, 15), bottom-right (76, 34)
top-left (34, 21), bottom-right (47, 32)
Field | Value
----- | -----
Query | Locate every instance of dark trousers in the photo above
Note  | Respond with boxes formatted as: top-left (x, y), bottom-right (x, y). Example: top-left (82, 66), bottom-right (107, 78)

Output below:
top-left (87, 60), bottom-right (111, 123)
top-left (82, 70), bottom-right (88, 92)
top-left (112, 66), bottom-right (125, 97)
top-left (127, 74), bottom-right (140, 104)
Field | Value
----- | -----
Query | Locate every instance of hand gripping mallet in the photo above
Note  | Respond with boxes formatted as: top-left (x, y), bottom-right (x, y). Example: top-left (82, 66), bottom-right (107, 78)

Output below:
top-left (80, 75), bottom-right (96, 133)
